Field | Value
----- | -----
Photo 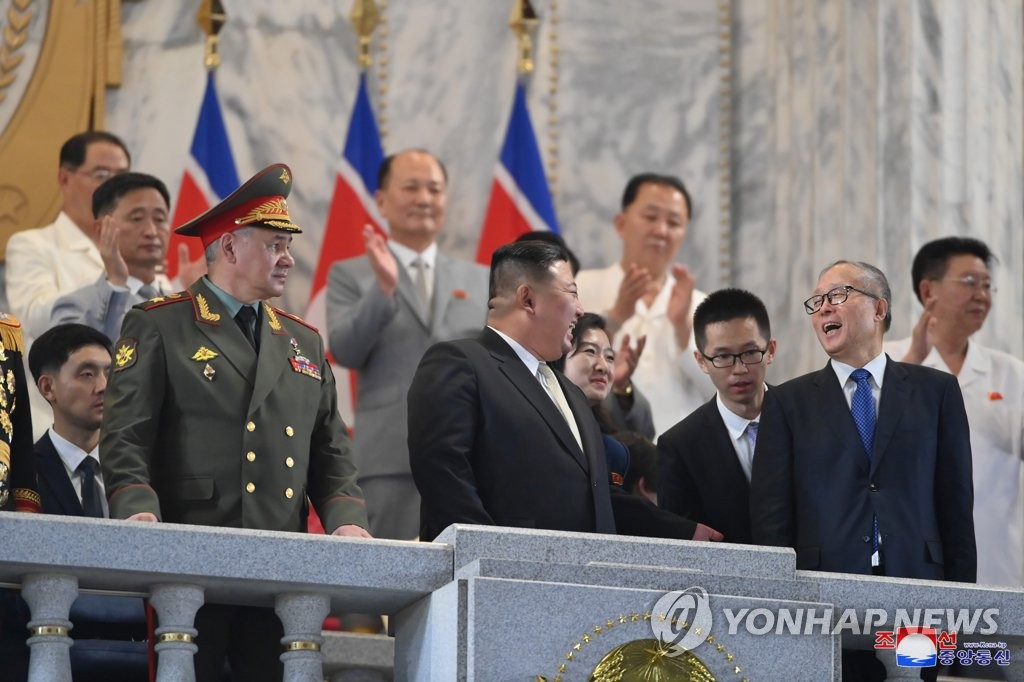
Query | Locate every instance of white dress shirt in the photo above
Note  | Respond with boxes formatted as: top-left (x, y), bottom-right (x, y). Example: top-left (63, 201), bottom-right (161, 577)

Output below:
top-left (48, 427), bottom-right (108, 517)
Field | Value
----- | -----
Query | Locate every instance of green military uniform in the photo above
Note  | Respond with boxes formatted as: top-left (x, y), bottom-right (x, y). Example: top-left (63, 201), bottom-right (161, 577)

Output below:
top-left (99, 163), bottom-right (366, 535)
top-left (100, 279), bottom-right (366, 532)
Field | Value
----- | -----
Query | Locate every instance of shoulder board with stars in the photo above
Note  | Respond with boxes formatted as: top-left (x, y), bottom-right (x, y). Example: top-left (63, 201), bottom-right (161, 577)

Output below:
top-left (273, 308), bottom-right (318, 333)
top-left (140, 292), bottom-right (192, 311)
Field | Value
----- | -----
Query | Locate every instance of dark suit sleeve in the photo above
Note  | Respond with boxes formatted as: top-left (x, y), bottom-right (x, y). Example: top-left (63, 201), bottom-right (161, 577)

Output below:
top-left (657, 428), bottom-right (701, 520)
top-left (749, 388), bottom-right (796, 547)
top-left (933, 374), bottom-right (977, 582)
top-left (408, 342), bottom-right (494, 533)
top-left (610, 486), bottom-right (696, 539)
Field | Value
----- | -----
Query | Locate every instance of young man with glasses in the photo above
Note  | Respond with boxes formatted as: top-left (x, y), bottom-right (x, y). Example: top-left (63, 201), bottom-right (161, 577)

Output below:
top-left (750, 260), bottom-right (975, 681)
top-left (885, 237), bottom-right (1024, 588)
top-left (658, 288), bottom-right (775, 544)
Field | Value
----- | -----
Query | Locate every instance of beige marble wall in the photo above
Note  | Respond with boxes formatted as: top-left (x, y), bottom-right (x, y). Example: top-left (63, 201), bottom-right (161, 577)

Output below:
top-left (731, 0), bottom-right (1023, 379)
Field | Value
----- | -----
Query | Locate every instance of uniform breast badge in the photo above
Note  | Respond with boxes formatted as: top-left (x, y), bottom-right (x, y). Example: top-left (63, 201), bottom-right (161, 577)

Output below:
top-left (287, 337), bottom-right (321, 380)
top-left (190, 347), bottom-right (218, 380)
top-left (191, 346), bottom-right (219, 362)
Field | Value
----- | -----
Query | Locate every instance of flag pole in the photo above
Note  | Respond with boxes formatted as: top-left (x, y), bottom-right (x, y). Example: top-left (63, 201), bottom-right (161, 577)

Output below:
top-left (350, 0), bottom-right (381, 71)
top-left (509, 0), bottom-right (539, 77)
top-left (196, 0), bottom-right (226, 70)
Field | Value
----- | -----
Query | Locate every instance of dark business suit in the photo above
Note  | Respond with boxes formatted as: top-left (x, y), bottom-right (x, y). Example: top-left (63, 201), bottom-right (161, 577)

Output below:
top-left (750, 357), bottom-right (976, 583)
top-left (35, 432), bottom-right (89, 516)
top-left (408, 328), bottom-right (616, 541)
top-left (33, 432), bottom-right (149, 682)
top-left (658, 397), bottom-right (753, 544)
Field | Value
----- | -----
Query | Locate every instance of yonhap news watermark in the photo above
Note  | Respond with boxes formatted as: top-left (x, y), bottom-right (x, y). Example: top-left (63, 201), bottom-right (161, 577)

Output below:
top-left (651, 587), bottom-right (1009, 670)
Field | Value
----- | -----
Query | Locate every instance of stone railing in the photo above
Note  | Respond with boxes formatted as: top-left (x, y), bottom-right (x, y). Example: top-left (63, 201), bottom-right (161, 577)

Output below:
top-left (2, 514), bottom-right (1023, 681)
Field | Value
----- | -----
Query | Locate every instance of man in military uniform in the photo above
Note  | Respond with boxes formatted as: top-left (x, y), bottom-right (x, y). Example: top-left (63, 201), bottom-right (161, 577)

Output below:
top-left (100, 163), bottom-right (370, 682)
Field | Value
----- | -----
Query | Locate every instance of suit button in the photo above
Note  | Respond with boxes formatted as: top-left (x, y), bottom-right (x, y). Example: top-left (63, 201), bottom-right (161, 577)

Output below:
top-left (246, 482), bottom-right (256, 494)
top-left (285, 426), bottom-right (294, 437)
top-left (246, 421), bottom-right (256, 433)
top-left (861, 535), bottom-right (871, 543)
top-left (285, 487), bottom-right (294, 499)
top-left (285, 457), bottom-right (294, 468)
top-left (869, 483), bottom-right (878, 492)
top-left (246, 451), bottom-right (256, 462)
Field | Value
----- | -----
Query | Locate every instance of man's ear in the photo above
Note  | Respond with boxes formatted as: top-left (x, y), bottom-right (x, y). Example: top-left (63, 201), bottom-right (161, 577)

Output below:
top-left (36, 375), bottom-right (55, 403)
top-left (918, 278), bottom-right (934, 303)
top-left (613, 212), bottom-right (627, 239)
top-left (764, 338), bottom-right (778, 365)
top-left (517, 283), bottom-right (536, 314)
top-left (694, 349), bottom-right (710, 375)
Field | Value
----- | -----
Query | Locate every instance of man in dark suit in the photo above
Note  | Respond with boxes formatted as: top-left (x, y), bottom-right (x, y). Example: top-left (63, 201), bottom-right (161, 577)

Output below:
top-left (28, 323), bottom-right (113, 517)
top-left (101, 163), bottom-right (370, 682)
top-left (328, 149), bottom-right (489, 541)
top-left (408, 240), bottom-right (721, 543)
top-left (749, 260), bottom-right (975, 681)
top-left (659, 289), bottom-right (776, 544)
top-left (27, 323), bottom-right (148, 682)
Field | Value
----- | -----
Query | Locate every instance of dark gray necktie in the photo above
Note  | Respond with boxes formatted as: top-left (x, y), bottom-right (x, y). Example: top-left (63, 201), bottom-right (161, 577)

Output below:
top-left (77, 458), bottom-right (104, 518)
top-left (235, 306), bottom-right (260, 352)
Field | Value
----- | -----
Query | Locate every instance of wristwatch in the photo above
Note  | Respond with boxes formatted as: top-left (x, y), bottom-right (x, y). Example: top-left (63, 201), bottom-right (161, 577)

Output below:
top-left (613, 381), bottom-right (633, 397)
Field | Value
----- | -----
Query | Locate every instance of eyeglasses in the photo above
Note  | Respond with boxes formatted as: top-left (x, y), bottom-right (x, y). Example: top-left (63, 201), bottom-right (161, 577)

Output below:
top-left (803, 285), bottom-right (880, 315)
top-left (74, 167), bottom-right (126, 183)
top-left (942, 274), bottom-right (995, 294)
top-left (700, 347), bottom-right (769, 368)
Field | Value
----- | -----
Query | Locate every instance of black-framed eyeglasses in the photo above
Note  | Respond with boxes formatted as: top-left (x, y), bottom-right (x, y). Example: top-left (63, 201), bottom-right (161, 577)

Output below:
top-left (700, 348), bottom-right (769, 368)
top-left (803, 285), bottom-right (880, 315)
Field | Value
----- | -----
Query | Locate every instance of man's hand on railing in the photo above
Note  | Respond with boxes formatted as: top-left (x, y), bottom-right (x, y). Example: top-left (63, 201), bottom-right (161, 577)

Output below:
top-left (127, 512), bottom-right (159, 522)
top-left (332, 524), bottom-right (372, 538)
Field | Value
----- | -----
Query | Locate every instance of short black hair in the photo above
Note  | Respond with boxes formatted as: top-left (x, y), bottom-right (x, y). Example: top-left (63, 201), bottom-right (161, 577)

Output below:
top-left (28, 324), bottom-right (112, 382)
top-left (911, 237), bottom-right (996, 304)
top-left (59, 131), bottom-right (131, 170)
top-left (514, 231), bottom-right (580, 275)
top-left (693, 288), bottom-right (772, 352)
top-left (615, 431), bottom-right (658, 493)
top-left (377, 149), bottom-right (448, 189)
top-left (621, 172), bottom-right (692, 219)
top-left (92, 172), bottom-right (170, 219)
top-left (488, 239), bottom-right (569, 303)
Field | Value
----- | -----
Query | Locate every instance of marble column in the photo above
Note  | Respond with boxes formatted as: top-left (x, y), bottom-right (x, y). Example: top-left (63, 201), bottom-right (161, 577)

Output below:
top-left (20, 573), bottom-right (77, 682)
top-left (276, 592), bottom-right (330, 682)
top-left (149, 583), bottom-right (204, 682)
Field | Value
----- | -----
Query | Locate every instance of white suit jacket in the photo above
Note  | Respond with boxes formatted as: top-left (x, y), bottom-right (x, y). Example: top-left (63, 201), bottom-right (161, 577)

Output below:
top-left (886, 335), bottom-right (1024, 587)
top-left (575, 263), bottom-right (712, 437)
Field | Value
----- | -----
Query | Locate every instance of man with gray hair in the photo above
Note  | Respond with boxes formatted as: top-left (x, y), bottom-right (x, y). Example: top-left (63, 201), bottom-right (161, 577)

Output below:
top-left (101, 163), bottom-right (369, 682)
top-left (750, 260), bottom-right (975, 679)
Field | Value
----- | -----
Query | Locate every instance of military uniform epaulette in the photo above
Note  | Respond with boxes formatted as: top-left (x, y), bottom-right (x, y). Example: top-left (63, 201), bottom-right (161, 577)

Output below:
top-left (139, 291), bottom-right (193, 311)
top-left (0, 312), bottom-right (23, 355)
top-left (273, 307), bottom-right (318, 333)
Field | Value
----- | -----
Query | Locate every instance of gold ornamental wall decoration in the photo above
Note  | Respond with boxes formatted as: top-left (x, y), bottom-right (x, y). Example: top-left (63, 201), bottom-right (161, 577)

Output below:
top-left (0, 0), bottom-right (128, 259)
